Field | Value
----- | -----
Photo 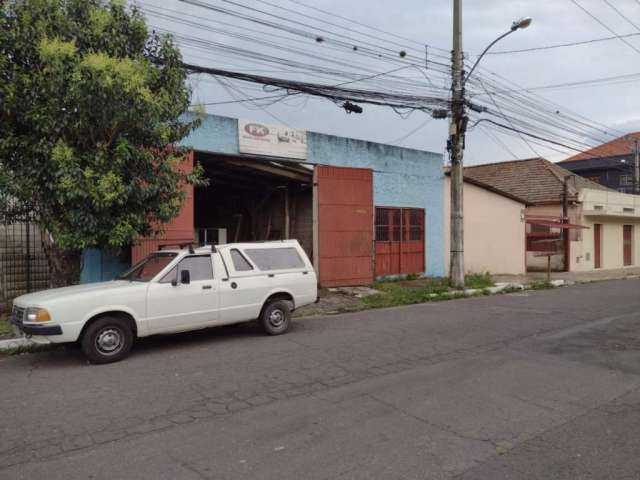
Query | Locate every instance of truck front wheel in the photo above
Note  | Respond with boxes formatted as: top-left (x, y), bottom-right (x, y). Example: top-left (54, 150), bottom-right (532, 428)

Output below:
top-left (81, 316), bottom-right (134, 364)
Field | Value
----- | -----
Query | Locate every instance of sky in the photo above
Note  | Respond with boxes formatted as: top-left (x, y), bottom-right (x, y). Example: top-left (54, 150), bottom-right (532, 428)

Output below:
top-left (139, 0), bottom-right (640, 165)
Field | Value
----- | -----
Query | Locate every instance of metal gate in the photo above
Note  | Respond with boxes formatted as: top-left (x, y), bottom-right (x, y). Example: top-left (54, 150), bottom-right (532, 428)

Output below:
top-left (0, 219), bottom-right (50, 313)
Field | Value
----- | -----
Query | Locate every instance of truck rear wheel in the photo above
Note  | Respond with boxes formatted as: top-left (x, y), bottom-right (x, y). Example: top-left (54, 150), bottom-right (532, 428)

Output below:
top-left (260, 300), bottom-right (291, 335)
top-left (81, 316), bottom-right (134, 364)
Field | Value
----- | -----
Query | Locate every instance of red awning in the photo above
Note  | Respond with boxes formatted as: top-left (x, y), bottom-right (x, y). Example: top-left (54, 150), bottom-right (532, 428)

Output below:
top-left (525, 215), bottom-right (589, 230)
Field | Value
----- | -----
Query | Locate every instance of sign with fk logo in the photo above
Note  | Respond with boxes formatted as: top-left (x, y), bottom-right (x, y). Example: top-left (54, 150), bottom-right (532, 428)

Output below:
top-left (238, 119), bottom-right (307, 160)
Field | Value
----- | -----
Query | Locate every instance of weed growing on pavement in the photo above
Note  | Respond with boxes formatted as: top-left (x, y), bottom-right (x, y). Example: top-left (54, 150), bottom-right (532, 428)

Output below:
top-left (464, 272), bottom-right (494, 289)
top-left (529, 280), bottom-right (555, 290)
top-left (0, 314), bottom-right (13, 339)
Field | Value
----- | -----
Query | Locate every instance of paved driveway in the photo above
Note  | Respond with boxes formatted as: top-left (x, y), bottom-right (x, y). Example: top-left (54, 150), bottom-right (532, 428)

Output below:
top-left (1, 279), bottom-right (639, 479)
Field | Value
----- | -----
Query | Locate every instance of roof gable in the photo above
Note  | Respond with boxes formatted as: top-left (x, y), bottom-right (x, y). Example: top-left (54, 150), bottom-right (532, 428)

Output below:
top-left (560, 132), bottom-right (640, 162)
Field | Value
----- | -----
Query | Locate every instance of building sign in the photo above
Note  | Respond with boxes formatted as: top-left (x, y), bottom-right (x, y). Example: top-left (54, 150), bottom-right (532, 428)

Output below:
top-left (238, 119), bottom-right (307, 160)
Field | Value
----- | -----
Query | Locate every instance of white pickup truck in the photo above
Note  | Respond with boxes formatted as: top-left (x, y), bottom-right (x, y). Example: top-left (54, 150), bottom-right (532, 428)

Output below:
top-left (11, 240), bottom-right (318, 364)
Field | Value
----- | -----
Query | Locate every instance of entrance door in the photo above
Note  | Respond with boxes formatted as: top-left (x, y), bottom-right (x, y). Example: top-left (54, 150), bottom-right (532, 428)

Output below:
top-left (623, 225), bottom-right (633, 266)
top-left (314, 166), bottom-right (373, 287)
top-left (594, 224), bottom-right (602, 269)
top-left (375, 207), bottom-right (425, 277)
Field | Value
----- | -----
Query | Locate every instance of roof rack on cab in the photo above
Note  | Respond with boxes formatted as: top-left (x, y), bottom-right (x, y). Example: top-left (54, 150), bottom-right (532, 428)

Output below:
top-left (158, 242), bottom-right (195, 254)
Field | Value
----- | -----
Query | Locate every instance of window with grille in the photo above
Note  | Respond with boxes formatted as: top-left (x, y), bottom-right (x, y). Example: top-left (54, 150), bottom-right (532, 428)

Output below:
top-left (375, 207), bottom-right (424, 242)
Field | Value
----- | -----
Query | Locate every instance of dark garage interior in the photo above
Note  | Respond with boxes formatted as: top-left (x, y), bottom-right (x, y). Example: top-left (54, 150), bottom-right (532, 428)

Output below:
top-left (194, 153), bottom-right (314, 260)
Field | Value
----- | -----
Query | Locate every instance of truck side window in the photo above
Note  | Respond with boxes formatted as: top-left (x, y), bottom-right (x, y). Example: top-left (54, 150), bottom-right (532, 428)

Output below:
top-left (159, 266), bottom-right (177, 284)
top-left (230, 249), bottom-right (253, 271)
top-left (178, 255), bottom-right (214, 281)
top-left (245, 247), bottom-right (305, 270)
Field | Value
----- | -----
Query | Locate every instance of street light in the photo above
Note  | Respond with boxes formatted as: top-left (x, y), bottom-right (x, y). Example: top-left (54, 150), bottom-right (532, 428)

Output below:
top-left (464, 17), bottom-right (532, 85)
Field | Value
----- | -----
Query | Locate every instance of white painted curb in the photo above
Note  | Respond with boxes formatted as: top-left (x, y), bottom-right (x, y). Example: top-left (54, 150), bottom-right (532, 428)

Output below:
top-left (0, 337), bottom-right (33, 351)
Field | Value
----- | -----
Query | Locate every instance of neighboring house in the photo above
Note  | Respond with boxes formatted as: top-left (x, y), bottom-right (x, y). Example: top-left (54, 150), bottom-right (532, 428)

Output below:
top-left (463, 157), bottom-right (640, 272)
top-left (82, 113), bottom-right (446, 287)
top-left (444, 175), bottom-right (529, 275)
top-left (558, 132), bottom-right (640, 194)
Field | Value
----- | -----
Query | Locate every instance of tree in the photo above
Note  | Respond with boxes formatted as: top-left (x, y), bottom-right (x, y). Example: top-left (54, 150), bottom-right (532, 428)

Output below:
top-left (0, 0), bottom-right (203, 286)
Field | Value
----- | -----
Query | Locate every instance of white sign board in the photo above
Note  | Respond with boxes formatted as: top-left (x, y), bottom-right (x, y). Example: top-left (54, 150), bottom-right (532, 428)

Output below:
top-left (238, 119), bottom-right (307, 160)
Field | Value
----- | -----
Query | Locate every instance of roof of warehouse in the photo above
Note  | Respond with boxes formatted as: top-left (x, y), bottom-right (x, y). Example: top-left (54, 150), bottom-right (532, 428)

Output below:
top-left (463, 157), bottom-right (610, 205)
top-left (560, 132), bottom-right (640, 162)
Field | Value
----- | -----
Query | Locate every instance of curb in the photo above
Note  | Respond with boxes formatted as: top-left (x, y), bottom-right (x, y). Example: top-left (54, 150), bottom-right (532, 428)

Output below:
top-left (0, 337), bottom-right (33, 352)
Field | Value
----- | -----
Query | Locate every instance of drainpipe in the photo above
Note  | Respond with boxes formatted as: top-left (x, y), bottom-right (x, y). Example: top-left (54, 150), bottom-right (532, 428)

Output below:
top-left (562, 177), bottom-right (571, 272)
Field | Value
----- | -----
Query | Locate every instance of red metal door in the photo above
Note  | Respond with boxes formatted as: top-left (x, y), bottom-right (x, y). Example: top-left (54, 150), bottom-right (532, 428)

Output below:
top-left (131, 151), bottom-right (195, 264)
top-left (594, 224), bottom-right (601, 269)
top-left (623, 225), bottom-right (633, 266)
top-left (374, 207), bottom-right (425, 277)
top-left (315, 165), bottom-right (373, 287)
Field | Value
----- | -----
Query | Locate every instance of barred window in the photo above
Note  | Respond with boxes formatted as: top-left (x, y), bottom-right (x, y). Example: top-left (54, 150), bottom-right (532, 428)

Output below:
top-left (375, 207), bottom-right (424, 242)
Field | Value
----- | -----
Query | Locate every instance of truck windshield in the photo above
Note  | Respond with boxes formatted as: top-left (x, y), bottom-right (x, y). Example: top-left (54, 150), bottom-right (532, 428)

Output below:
top-left (117, 252), bottom-right (178, 282)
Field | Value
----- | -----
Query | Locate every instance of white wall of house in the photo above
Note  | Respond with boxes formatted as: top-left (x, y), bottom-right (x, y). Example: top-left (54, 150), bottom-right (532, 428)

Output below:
top-left (572, 189), bottom-right (640, 271)
top-left (444, 178), bottom-right (526, 275)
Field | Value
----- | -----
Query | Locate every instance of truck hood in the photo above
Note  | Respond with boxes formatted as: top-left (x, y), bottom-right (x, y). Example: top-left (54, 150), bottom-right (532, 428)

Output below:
top-left (13, 281), bottom-right (142, 306)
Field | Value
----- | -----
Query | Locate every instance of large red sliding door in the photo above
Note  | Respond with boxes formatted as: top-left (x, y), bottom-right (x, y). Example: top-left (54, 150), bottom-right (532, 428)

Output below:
top-left (315, 166), bottom-right (373, 287)
top-left (131, 152), bottom-right (195, 263)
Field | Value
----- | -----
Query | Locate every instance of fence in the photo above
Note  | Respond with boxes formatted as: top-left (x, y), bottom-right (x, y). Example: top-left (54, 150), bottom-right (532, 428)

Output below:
top-left (0, 219), bottom-right (50, 313)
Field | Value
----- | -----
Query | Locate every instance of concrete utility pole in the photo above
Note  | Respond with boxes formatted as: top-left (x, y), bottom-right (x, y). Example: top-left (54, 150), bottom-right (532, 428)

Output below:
top-left (449, 0), bottom-right (465, 288)
top-left (447, 10), bottom-right (531, 288)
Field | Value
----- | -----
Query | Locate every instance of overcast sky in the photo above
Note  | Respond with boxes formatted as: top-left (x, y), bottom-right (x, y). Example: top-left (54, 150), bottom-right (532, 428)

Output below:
top-left (141, 0), bottom-right (640, 165)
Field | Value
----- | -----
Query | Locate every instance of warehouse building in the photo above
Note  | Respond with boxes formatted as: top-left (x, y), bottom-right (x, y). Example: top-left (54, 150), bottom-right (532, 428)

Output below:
top-left (82, 113), bottom-right (445, 286)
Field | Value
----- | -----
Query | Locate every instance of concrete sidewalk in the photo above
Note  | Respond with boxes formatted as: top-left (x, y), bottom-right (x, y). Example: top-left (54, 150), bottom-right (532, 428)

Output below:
top-left (494, 266), bottom-right (640, 285)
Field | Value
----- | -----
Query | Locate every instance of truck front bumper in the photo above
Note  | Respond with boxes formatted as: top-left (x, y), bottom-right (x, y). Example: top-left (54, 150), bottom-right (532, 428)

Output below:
top-left (11, 317), bottom-right (63, 336)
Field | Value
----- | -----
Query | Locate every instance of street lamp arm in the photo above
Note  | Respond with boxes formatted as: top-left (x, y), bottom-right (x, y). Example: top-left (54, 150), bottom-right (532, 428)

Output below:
top-left (463, 29), bottom-right (515, 85)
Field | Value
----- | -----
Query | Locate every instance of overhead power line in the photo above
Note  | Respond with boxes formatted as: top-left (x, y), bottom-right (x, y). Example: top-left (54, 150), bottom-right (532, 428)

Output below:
top-left (601, 0), bottom-right (640, 33)
top-left (569, 0), bottom-right (640, 56)
top-left (487, 32), bottom-right (640, 54)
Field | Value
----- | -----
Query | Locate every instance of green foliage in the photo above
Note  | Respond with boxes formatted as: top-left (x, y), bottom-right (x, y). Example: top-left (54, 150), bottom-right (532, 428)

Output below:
top-left (464, 272), bottom-right (494, 289)
top-left (0, 1), bottom-right (201, 256)
top-left (529, 280), bottom-right (555, 290)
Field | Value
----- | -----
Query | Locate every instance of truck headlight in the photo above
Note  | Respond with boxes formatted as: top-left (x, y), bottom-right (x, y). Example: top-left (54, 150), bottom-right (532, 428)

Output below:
top-left (26, 308), bottom-right (51, 322)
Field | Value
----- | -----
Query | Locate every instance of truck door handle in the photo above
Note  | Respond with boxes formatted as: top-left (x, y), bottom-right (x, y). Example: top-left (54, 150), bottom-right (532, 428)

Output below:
top-left (302, 271), bottom-right (308, 275)
top-left (202, 285), bottom-right (212, 290)
top-left (268, 274), bottom-right (275, 278)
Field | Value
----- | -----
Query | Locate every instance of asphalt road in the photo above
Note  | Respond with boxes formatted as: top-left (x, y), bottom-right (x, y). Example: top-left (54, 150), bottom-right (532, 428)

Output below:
top-left (1, 279), bottom-right (640, 480)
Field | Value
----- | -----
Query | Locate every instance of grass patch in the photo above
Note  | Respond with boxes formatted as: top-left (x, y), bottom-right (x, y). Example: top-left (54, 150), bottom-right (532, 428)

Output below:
top-left (529, 280), bottom-right (555, 290)
top-left (364, 280), bottom-right (449, 309)
top-left (464, 272), bottom-right (494, 289)
top-left (0, 314), bottom-right (13, 339)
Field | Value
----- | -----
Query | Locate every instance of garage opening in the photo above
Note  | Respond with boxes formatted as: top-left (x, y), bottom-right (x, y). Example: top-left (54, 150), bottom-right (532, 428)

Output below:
top-left (194, 153), bottom-right (314, 261)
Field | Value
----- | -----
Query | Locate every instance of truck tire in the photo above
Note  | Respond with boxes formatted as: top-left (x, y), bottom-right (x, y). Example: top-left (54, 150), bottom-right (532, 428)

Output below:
top-left (81, 316), bottom-right (134, 364)
top-left (260, 300), bottom-right (291, 335)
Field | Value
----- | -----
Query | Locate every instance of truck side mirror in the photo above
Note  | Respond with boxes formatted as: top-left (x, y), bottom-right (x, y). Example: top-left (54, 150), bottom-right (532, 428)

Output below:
top-left (180, 270), bottom-right (191, 285)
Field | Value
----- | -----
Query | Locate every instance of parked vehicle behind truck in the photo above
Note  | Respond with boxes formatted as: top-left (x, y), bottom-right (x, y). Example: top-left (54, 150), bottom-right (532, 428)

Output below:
top-left (11, 240), bottom-right (318, 364)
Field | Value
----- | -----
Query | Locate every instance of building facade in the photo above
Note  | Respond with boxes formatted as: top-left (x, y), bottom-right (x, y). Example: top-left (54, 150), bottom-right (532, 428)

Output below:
top-left (82, 113), bottom-right (445, 286)
top-left (558, 132), bottom-right (640, 194)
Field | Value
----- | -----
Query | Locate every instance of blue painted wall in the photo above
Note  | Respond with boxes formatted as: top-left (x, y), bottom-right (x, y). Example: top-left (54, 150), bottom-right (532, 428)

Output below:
top-left (81, 114), bottom-right (445, 281)
top-left (80, 248), bottom-right (129, 283)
